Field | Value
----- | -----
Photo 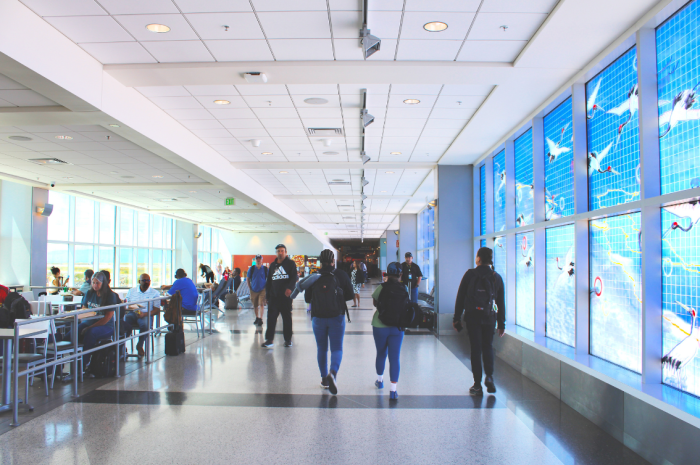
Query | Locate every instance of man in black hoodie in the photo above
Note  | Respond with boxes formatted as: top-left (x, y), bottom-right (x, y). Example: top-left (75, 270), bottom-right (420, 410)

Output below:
top-left (262, 244), bottom-right (299, 348)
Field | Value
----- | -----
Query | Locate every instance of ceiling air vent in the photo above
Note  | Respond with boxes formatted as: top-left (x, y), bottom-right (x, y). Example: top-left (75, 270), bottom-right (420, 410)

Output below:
top-left (328, 181), bottom-right (351, 186)
top-left (29, 158), bottom-right (72, 166)
top-left (307, 128), bottom-right (344, 136)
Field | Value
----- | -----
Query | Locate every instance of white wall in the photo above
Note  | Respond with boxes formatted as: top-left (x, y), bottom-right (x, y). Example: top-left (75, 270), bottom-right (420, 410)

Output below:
top-left (175, 220), bottom-right (196, 278)
top-left (0, 180), bottom-right (32, 287)
top-left (219, 231), bottom-right (325, 257)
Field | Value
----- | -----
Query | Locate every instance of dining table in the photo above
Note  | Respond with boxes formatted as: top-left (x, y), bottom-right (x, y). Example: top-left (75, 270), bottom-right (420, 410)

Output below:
top-left (0, 327), bottom-right (49, 414)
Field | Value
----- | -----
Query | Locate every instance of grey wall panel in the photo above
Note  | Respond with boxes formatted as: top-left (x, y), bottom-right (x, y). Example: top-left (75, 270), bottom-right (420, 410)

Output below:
top-left (560, 363), bottom-right (625, 442)
top-left (399, 213), bottom-right (417, 261)
top-left (522, 344), bottom-right (561, 398)
top-left (30, 187), bottom-right (49, 288)
top-left (493, 333), bottom-right (523, 371)
top-left (623, 392), bottom-right (700, 465)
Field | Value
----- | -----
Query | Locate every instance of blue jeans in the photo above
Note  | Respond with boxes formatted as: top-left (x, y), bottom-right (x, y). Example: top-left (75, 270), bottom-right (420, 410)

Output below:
top-left (311, 315), bottom-right (346, 378)
top-left (123, 312), bottom-right (152, 350)
top-left (409, 287), bottom-right (419, 303)
top-left (65, 322), bottom-right (115, 366)
top-left (373, 326), bottom-right (404, 383)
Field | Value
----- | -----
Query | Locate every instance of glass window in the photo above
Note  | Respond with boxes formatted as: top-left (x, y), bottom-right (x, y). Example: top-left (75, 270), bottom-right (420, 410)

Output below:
top-left (516, 231), bottom-right (535, 331)
top-left (589, 212), bottom-right (642, 373)
top-left (657, 0), bottom-right (700, 195)
top-left (165, 250), bottom-right (173, 284)
top-left (152, 249), bottom-right (163, 288)
top-left (137, 212), bottom-right (150, 247)
top-left (480, 164), bottom-right (486, 235)
top-left (73, 245), bottom-right (94, 283)
top-left (544, 97), bottom-right (574, 220)
top-left (137, 249), bottom-right (149, 278)
top-left (493, 150), bottom-right (506, 233)
top-left (120, 208), bottom-right (134, 246)
top-left (203, 226), bottom-right (211, 251)
top-left (74, 198), bottom-right (95, 243)
top-left (586, 47), bottom-right (640, 211)
top-left (494, 237), bottom-right (506, 287)
top-left (165, 219), bottom-right (173, 248)
top-left (545, 225), bottom-right (575, 347)
top-left (47, 191), bottom-right (70, 242)
top-left (662, 201), bottom-right (700, 395)
top-left (99, 203), bottom-right (115, 245)
top-left (119, 248), bottom-right (133, 287)
top-left (416, 206), bottom-right (436, 293)
top-left (152, 216), bottom-right (163, 248)
top-left (47, 243), bottom-right (68, 286)
top-left (515, 129), bottom-right (534, 227)
top-left (98, 246), bottom-right (115, 281)
top-left (480, 239), bottom-right (486, 248)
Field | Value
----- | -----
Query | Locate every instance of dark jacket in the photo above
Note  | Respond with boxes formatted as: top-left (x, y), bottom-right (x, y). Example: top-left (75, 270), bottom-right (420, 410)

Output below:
top-left (454, 265), bottom-right (506, 330)
top-left (304, 265), bottom-right (354, 314)
top-left (200, 265), bottom-right (212, 277)
top-left (265, 256), bottom-right (298, 301)
top-left (401, 262), bottom-right (423, 288)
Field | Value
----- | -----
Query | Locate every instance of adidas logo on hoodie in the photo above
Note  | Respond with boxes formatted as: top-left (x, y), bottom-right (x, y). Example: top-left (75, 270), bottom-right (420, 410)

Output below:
top-left (271, 267), bottom-right (288, 281)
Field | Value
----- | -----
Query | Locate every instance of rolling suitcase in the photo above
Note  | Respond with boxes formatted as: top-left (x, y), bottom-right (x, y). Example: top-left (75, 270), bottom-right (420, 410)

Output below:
top-left (165, 329), bottom-right (185, 356)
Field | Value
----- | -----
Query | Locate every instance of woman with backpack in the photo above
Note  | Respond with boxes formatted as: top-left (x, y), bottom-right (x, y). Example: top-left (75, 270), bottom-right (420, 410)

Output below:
top-left (371, 262), bottom-right (408, 401)
top-left (453, 247), bottom-right (506, 396)
top-left (305, 249), bottom-right (354, 395)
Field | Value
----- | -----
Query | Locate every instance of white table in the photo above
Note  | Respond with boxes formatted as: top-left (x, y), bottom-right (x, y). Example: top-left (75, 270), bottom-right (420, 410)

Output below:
top-left (0, 327), bottom-right (47, 414)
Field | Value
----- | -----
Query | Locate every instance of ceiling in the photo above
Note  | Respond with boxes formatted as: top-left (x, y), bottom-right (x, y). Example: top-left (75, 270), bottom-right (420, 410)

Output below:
top-left (0, 0), bottom-right (665, 241)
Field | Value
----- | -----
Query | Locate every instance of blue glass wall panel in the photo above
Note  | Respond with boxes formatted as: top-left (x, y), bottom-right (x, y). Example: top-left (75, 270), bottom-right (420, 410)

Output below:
top-left (494, 236), bottom-right (506, 289)
top-left (662, 201), bottom-right (700, 396)
top-left (589, 213), bottom-right (642, 372)
top-left (545, 225), bottom-right (575, 347)
top-left (493, 150), bottom-right (506, 232)
top-left (480, 164), bottom-right (486, 235)
top-left (586, 47), bottom-right (640, 211)
top-left (657, 0), bottom-right (700, 195)
top-left (515, 130), bottom-right (534, 227)
top-left (544, 97), bottom-right (574, 220)
top-left (516, 231), bottom-right (535, 331)
top-left (480, 239), bottom-right (486, 248)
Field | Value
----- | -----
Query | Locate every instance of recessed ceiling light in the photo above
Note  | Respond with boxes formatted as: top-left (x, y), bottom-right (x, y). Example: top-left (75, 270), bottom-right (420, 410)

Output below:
top-left (8, 135), bottom-right (32, 141)
top-left (54, 135), bottom-right (73, 140)
top-left (381, 190), bottom-right (387, 193)
top-left (385, 171), bottom-right (395, 174)
top-left (109, 124), bottom-right (120, 128)
top-left (189, 190), bottom-right (197, 193)
top-left (152, 175), bottom-right (163, 178)
top-left (403, 99), bottom-right (420, 105)
top-left (261, 152), bottom-right (273, 155)
top-left (146, 23), bottom-right (170, 33)
top-left (390, 151), bottom-right (402, 155)
top-left (424, 21), bottom-right (448, 32)
top-left (214, 100), bottom-right (230, 105)
top-left (279, 171), bottom-right (288, 174)
top-left (121, 175), bottom-right (134, 179)
top-left (304, 98), bottom-right (329, 105)
top-left (323, 151), bottom-right (339, 155)
top-left (159, 198), bottom-right (178, 202)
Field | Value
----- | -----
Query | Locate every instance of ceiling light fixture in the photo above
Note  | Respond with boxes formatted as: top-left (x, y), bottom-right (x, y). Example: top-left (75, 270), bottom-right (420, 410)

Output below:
top-left (213, 99), bottom-right (230, 105)
top-left (424, 21), bottom-right (448, 32)
top-left (189, 191), bottom-right (197, 193)
top-left (390, 151), bottom-right (402, 155)
top-left (109, 124), bottom-right (120, 128)
top-left (323, 151), bottom-right (339, 155)
top-left (55, 135), bottom-right (73, 140)
top-left (381, 190), bottom-right (387, 193)
top-left (8, 135), bottom-right (32, 141)
top-left (362, 177), bottom-right (369, 187)
top-left (146, 23), bottom-right (170, 33)
top-left (279, 171), bottom-right (288, 174)
top-left (361, 152), bottom-right (371, 165)
top-left (403, 99), bottom-right (420, 105)
top-left (261, 152), bottom-right (273, 155)
top-left (304, 98), bottom-right (329, 105)
top-left (252, 139), bottom-right (261, 147)
top-left (385, 171), bottom-right (395, 174)
top-left (152, 175), bottom-right (163, 178)
top-left (63, 177), bottom-right (73, 179)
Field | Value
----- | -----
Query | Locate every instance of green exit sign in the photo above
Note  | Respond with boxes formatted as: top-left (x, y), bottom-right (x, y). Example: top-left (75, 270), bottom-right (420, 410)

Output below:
top-left (225, 198), bottom-right (235, 206)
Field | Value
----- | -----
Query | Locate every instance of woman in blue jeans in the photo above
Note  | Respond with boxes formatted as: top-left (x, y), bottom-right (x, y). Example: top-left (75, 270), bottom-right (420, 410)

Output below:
top-left (305, 249), bottom-right (354, 395)
top-left (371, 262), bottom-right (406, 400)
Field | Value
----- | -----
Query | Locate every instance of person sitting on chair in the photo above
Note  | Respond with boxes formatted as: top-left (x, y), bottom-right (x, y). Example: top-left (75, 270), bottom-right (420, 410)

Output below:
top-left (162, 269), bottom-right (199, 314)
top-left (123, 273), bottom-right (162, 358)
top-left (72, 269), bottom-right (94, 296)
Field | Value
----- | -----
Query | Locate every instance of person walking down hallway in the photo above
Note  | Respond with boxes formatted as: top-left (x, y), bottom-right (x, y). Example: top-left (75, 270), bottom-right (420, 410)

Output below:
top-left (248, 255), bottom-right (268, 327)
top-left (350, 261), bottom-right (364, 308)
top-left (199, 263), bottom-right (215, 284)
top-left (305, 249), bottom-right (353, 395)
top-left (262, 244), bottom-right (298, 348)
top-left (401, 252), bottom-right (422, 303)
top-left (454, 247), bottom-right (506, 396)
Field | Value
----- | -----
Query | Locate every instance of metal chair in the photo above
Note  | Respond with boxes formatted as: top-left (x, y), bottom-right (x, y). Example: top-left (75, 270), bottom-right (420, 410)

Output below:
top-left (0, 320), bottom-right (50, 399)
top-left (39, 320), bottom-right (83, 388)
top-left (182, 294), bottom-right (204, 337)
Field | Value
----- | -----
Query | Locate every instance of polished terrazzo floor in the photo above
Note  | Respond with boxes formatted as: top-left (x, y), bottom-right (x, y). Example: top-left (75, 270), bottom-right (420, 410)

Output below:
top-left (0, 280), bottom-right (649, 465)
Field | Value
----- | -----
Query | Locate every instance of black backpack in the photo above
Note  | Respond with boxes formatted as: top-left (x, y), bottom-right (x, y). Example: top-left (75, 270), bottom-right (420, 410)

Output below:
top-left (466, 270), bottom-right (497, 316)
top-left (311, 271), bottom-right (348, 321)
top-left (0, 293), bottom-right (31, 329)
top-left (88, 339), bottom-right (117, 378)
top-left (377, 281), bottom-right (410, 328)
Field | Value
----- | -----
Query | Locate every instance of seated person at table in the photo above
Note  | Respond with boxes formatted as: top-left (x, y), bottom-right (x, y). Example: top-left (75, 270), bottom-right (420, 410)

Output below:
top-left (162, 268), bottom-right (199, 314)
top-left (72, 269), bottom-right (94, 296)
top-left (50, 266), bottom-right (69, 295)
top-left (64, 271), bottom-right (118, 368)
top-left (123, 273), bottom-right (161, 358)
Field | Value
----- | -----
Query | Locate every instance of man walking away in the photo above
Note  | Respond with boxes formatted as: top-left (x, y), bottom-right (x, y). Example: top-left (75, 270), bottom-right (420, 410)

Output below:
top-left (248, 255), bottom-right (268, 327)
top-left (454, 247), bottom-right (506, 396)
top-left (306, 249), bottom-right (353, 395)
top-left (401, 252), bottom-right (423, 304)
top-left (262, 244), bottom-right (298, 348)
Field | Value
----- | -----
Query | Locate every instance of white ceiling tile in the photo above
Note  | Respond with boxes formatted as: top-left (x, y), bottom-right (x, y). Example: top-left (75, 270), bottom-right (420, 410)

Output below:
top-left (420, 127), bottom-right (461, 138)
top-left (164, 108), bottom-right (215, 119)
top-left (400, 12), bottom-right (475, 40)
top-left (329, 0), bottom-right (404, 11)
top-left (141, 41), bottom-right (215, 62)
top-left (456, 40), bottom-right (526, 62)
top-left (252, 0), bottom-right (328, 11)
top-left (0, 74), bottom-right (26, 90)
top-left (114, 14), bottom-right (198, 41)
top-left (0, 98), bottom-right (16, 107)
top-left (427, 107), bottom-right (476, 119)
top-left (301, 118), bottom-right (344, 128)
top-left (333, 38), bottom-right (397, 61)
top-left (257, 12), bottom-right (331, 39)
top-left (440, 84), bottom-right (494, 96)
top-left (194, 95), bottom-right (248, 108)
top-left (20, 0), bottom-right (108, 16)
top-left (404, 0), bottom-right (481, 12)
top-left (383, 119), bottom-right (426, 128)
top-left (395, 39), bottom-right (462, 60)
top-left (44, 16), bottom-right (133, 43)
top-left (184, 85), bottom-right (239, 96)
top-left (137, 86), bottom-right (189, 97)
top-left (242, 95), bottom-right (294, 108)
top-left (205, 40), bottom-right (274, 61)
top-left (468, 13), bottom-right (547, 41)
top-left (208, 108), bottom-right (257, 119)
top-left (382, 127), bottom-right (422, 137)
top-left (286, 84), bottom-right (338, 95)
top-left (173, 0), bottom-right (253, 12)
top-left (185, 13), bottom-right (264, 39)
top-left (265, 127), bottom-right (308, 137)
top-left (149, 96), bottom-right (203, 109)
top-left (191, 129), bottom-right (233, 138)
top-left (227, 128), bottom-right (269, 137)
top-left (297, 108), bottom-right (343, 119)
top-left (390, 84), bottom-right (443, 95)
top-left (331, 11), bottom-right (402, 39)
top-left (80, 42), bottom-right (157, 64)
top-left (252, 107), bottom-right (299, 119)
top-left (97, 0), bottom-right (179, 14)
top-left (434, 94), bottom-right (485, 108)
top-left (387, 94), bottom-right (438, 108)
top-left (235, 85), bottom-right (289, 96)
top-left (0, 90), bottom-right (57, 106)
top-left (424, 118), bottom-right (469, 128)
top-left (219, 119), bottom-right (264, 128)
top-left (268, 39), bottom-right (334, 60)
top-left (480, 0), bottom-right (559, 13)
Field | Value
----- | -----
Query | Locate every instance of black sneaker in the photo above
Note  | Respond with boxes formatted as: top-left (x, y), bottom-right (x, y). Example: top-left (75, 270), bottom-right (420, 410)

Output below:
top-left (284, 341), bottom-right (293, 347)
top-left (469, 383), bottom-right (483, 396)
top-left (484, 375), bottom-right (496, 393)
top-left (261, 341), bottom-right (274, 348)
top-left (326, 371), bottom-right (338, 395)
top-left (253, 318), bottom-right (259, 326)
top-left (257, 319), bottom-right (264, 326)
top-left (320, 378), bottom-right (329, 389)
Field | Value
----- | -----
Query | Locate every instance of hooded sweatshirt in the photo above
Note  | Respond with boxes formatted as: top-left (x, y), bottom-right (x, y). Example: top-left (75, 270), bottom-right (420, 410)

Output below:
top-left (265, 256), bottom-right (298, 301)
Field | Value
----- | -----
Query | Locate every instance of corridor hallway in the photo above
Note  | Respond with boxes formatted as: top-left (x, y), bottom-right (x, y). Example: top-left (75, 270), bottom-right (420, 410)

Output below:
top-left (0, 281), bottom-right (648, 464)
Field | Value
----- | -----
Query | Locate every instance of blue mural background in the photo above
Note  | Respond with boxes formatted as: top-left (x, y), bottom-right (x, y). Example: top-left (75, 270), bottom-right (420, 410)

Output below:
top-left (586, 47), bottom-right (640, 211)
top-left (493, 150), bottom-right (506, 233)
top-left (515, 130), bottom-right (534, 227)
top-left (589, 213), bottom-right (642, 373)
top-left (516, 231), bottom-right (535, 331)
top-left (480, 239), bottom-right (486, 248)
top-left (544, 97), bottom-right (574, 220)
top-left (494, 236), bottom-right (506, 290)
top-left (662, 201), bottom-right (700, 396)
top-left (546, 225), bottom-right (576, 347)
top-left (657, 0), bottom-right (700, 195)
top-left (480, 164), bottom-right (486, 235)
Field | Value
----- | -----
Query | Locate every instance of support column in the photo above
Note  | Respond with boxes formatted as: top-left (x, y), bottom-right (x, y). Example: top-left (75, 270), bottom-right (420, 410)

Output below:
top-left (30, 187), bottom-right (48, 289)
top-left (485, 157), bottom-right (494, 235)
top-left (0, 180), bottom-right (32, 290)
top-left (379, 232), bottom-right (387, 271)
top-left (175, 220), bottom-right (196, 278)
top-left (386, 229), bottom-right (399, 265)
top-left (532, 117), bottom-right (546, 338)
top-left (436, 165), bottom-right (473, 334)
top-left (398, 213), bottom-right (417, 261)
